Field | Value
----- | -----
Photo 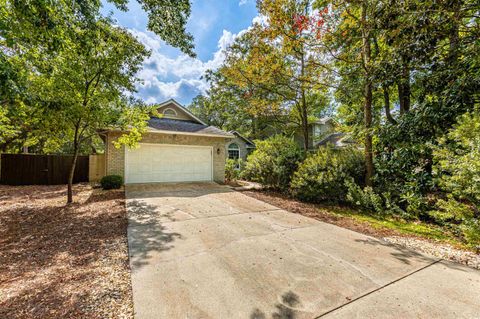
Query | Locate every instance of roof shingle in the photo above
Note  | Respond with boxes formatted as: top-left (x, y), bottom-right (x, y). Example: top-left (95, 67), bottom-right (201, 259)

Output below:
top-left (147, 117), bottom-right (233, 137)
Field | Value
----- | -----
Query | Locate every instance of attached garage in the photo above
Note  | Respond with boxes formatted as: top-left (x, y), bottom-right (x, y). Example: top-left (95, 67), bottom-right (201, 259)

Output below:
top-left (103, 99), bottom-right (233, 184)
top-left (125, 144), bottom-right (213, 184)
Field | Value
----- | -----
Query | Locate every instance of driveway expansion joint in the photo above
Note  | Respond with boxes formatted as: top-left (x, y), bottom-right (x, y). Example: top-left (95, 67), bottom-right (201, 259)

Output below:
top-left (314, 259), bottom-right (442, 318)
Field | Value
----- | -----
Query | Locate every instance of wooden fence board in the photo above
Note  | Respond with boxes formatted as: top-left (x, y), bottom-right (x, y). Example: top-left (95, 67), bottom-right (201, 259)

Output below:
top-left (0, 154), bottom-right (89, 185)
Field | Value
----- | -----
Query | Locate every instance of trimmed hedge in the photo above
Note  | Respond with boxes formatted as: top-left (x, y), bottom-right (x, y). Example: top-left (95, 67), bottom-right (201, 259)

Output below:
top-left (100, 175), bottom-right (123, 190)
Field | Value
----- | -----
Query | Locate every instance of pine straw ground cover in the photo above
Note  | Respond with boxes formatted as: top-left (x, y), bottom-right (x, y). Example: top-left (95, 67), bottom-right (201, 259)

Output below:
top-left (242, 189), bottom-right (480, 270)
top-left (0, 184), bottom-right (133, 319)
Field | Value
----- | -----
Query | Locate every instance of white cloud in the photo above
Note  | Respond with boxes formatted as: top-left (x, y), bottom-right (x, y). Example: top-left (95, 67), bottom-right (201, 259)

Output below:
top-left (239, 0), bottom-right (249, 6)
top-left (129, 28), bottom-right (243, 104)
top-left (128, 13), bottom-right (268, 104)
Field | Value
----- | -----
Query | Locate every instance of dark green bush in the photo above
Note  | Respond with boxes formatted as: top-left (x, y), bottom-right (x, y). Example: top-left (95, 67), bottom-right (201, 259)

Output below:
top-left (243, 135), bottom-right (303, 191)
top-left (100, 175), bottom-right (123, 190)
top-left (290, 146), bottom-right (364, 202)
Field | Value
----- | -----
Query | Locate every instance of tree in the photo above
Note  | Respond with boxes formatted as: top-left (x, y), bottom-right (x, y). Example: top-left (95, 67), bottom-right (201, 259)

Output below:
top-left (35, 19), bottom-right (150, 203)
top-left (1, 0), bottom-right (195, 56)
top-left (314, 0), bottom-right (378, 186)
top-left (0, 0), bottom-right (196, 154)
top-left (216, 0), bottom-right (331, 150)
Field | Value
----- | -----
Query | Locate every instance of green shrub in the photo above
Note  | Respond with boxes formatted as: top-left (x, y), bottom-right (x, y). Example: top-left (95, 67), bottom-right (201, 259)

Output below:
top-left (460, 219), bottom-right (480, 248)
top-left (290, 146), bottom-right (364, 202)
top-left (433, 111), bottom-right (480, 206)
top-left (225, 159), bottom-right (244, 182)
top-left (243, 135), bottom-right (303, 191)
top-left (427, 197), bottom-right (475, 224)
top-left (100, 175), bottom-right (123, 190)
top-left (345, 179), bottom-right (406, 217)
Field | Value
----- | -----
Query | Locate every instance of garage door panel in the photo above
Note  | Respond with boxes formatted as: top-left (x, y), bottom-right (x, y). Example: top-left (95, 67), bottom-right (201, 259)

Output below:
top-left (125, 144), bottom-right (213, 184)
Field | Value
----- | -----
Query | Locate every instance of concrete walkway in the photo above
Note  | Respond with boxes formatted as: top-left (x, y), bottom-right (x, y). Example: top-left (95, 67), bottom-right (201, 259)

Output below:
top-left (125, 183), bottom-right (480, 319)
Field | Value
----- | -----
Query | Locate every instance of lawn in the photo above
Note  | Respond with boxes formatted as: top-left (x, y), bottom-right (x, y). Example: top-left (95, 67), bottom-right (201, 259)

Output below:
top-left (0, 184), bottom-right (133, 319)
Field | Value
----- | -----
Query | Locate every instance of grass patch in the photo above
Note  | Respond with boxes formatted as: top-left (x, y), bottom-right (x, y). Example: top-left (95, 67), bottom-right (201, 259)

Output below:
top-left (327, 205), bottom-right (465, 247)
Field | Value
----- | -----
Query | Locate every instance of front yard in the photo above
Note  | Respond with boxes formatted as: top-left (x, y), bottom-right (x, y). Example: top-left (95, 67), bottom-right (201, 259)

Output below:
top-left (1, 183), bottom-right (478, 318)
top-left (0, 184), bottom-right (133, 319)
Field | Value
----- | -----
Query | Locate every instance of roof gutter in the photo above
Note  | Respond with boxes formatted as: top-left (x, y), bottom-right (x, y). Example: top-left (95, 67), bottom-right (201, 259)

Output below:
top-left (106, 128), bottom-right (234, 139)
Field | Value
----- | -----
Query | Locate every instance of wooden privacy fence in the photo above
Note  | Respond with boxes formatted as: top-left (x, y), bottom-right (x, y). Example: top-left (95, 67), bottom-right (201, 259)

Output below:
top-left (0, 154), bottom-right (89, 185)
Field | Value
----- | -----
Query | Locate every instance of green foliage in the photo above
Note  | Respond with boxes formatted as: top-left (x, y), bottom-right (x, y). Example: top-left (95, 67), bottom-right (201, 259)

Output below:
top-left (100, 175), bottom-right (123, 190)
top-left (0, 0), bottom-right (195, 154)
top-left (243, 135), bottom-right (303, 190)
top-left (225, 159), bottom-right (244, 182)
top-left (427, 197), bottom-right (479, 247)
top-left (1, 0), bottom-right (195, 56)
top-left (433, 112), bottom-right (480, 206)
top-left (460, 219), bottom-right (480, 248)
top-left (345, 179), bottom-right (405, 217)
top-left (428, 198), bottom-right (475, 224)
top-left (290, 147), bottom-right (364, 202)
top-left (345, 180), bottom-right (383, 213)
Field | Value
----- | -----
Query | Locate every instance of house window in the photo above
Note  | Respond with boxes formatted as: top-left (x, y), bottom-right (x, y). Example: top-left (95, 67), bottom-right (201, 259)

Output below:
top-left (163, 108), bottom-right (177, 117)
top-left (228, 143), bottom-right (240, 160)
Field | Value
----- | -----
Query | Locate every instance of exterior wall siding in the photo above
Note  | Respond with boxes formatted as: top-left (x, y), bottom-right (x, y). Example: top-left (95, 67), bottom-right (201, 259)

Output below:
top-left (106, 131), bottom-right (229, 183)
top-left (157, 103), bottom-right (195, 121)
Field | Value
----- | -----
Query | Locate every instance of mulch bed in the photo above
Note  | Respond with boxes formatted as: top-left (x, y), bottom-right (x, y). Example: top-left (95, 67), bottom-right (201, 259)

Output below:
top-left (0, 184), bottom-right (133, 319)
top-left (242, 189), bottom-right (480, 269)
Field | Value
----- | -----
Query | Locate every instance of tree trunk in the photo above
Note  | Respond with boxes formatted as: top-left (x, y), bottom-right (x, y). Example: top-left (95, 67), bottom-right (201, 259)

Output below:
top-left (362, 2), bottom-right (374, 187)
top-left (67, 126), bottom-right (80, 204)
top-left (67, 146), bottom-right (79, 204)
top-left (300, 47), bottom-right (309, 151)
top-left (398, 60), bottom-right (410, 115)
top-left (383, 86), bottom-right (396, 124)
top-left (301, 109), bottom-right (309, 150)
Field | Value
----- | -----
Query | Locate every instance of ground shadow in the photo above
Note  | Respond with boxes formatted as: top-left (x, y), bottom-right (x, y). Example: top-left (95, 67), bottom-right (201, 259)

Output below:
top-left (355, 237), bottom-right (434, 265)
top-left (251, 291), bottom-right (301, 319)
top-left (127, 199), bottom-right (180, 224)
top-left (125, 182), bottom-right (233, 199)
top-left (126, 200), bottom-right (182, 269)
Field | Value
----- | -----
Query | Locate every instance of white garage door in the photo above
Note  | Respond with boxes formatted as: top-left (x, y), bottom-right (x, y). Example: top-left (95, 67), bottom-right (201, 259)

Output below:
top-left (125, 144), bottom-right (213, 184)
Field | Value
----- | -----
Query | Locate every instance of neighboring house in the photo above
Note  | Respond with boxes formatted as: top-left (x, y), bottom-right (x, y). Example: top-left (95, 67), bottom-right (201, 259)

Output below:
top-left (103, 99), bottom-right (234, 184)
top-left (226, 131), bottom-right (256, 162)
top-left (314, 132), bottom-right (358, 149)
top-left (294, 117), bottom-right (337, 149)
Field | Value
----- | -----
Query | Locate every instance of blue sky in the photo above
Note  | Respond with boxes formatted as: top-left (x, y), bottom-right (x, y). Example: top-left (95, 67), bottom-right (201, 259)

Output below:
top-left (101, 0), bottom-right (258, 105)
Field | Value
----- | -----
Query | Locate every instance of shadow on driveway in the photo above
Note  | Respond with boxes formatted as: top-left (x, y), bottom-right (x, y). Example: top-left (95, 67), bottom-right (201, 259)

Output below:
top-left (127, 200), bottom-right (182, 269)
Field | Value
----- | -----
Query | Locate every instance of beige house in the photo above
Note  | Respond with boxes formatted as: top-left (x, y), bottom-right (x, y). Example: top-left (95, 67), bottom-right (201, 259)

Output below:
top-left (226, 131), bottom-right (255, 162)
top-left (103, 99), bottom-right (233, 184)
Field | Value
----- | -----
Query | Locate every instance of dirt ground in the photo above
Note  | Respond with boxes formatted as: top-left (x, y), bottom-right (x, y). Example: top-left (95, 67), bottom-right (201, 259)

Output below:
top-left (0, 184), bottom-right (133, 319)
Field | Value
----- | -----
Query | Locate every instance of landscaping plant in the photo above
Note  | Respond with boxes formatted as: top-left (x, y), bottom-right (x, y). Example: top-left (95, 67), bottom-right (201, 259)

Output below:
top-left (290, 146), bottom-right (364, 202)
top-left (243, 135), bottom-right (304, 191)
top-left (100, 175), bottom-right (123, 190)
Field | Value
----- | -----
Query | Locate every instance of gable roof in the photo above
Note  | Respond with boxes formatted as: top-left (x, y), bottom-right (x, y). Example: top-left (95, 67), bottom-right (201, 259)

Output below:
top-left (310, 117), bottom-right (337, 126)
top-left (156, 99), bottom-right (207, 125)
top-left (315, 132), bottom-right (358, 148)
top-left (147, 117), bottom-right (233, 138)
top-left (229, 131), bottom-right (256, 148)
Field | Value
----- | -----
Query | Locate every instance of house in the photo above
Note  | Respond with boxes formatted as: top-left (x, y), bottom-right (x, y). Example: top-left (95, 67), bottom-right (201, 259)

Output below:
top-left (226, 131), bottom-right (256, 162)
top-left (103, 99), bottom-right (234, 184)
top-left (294, 117), bottom-right (337, 149)
top-left (314, 132), bottom-right (358, 148)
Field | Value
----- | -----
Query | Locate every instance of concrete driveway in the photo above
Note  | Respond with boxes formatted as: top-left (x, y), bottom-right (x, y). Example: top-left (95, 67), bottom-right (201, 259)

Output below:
top-left (125, 183), bottom-right (480, 319)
